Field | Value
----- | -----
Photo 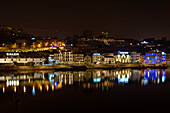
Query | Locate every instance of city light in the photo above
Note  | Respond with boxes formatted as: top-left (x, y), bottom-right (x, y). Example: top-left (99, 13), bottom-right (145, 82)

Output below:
top-left (52, 85), bottom-right (54, 91)
top-left (31, 38), bottom-right (35, 40)
top-left (46, 84), bottom-right (49, 92)
top-left (32, 86), bottom-right (35, 96)
top-left (3, 86), bottom-right (5, 94)
top-left (39, 85), bottom-right (42, 92)
top-left (118, 51), bottom-right (129, 55)
top-left (0, 3), bottom-right (170, 112)
top-left (14, 86), bottom-right (16, 93)
top-left (23, 86), bottom-right (26, 93)
top-left (93, 78), bottom-right (101, 83)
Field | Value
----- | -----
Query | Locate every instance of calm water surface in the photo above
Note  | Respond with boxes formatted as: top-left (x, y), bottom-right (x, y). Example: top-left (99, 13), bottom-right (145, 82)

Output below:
top-left (0, 68), bottom-right (170, 113)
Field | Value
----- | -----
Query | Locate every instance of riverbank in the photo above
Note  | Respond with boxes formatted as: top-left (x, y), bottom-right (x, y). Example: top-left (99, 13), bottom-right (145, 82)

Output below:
top-left (87, 63), bottom-right (168, 69)
top-left (0, 63), bottom-right (168, 71)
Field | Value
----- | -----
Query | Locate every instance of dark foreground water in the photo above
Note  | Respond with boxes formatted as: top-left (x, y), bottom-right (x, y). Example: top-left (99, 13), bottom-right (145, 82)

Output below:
top-left (0, 68), bottom-right (170, 113)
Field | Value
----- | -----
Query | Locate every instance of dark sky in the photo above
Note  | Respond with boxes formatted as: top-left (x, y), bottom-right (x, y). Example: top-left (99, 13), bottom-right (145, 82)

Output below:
top-left (1, 0), bottom-right (170, 40)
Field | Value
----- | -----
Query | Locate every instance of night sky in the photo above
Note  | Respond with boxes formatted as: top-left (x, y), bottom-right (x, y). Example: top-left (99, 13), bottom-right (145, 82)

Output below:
top-left (1, 0), bottom-right (170, 40)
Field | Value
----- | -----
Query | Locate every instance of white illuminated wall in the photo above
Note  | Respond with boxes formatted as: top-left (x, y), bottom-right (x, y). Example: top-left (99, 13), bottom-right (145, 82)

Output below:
top-left (115, 54), bottom-right (131, 63)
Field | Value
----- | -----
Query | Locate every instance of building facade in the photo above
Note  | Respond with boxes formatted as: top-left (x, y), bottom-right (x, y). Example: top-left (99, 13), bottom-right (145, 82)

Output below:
top-left (54, 52), bottom-right (73, 64)
top-left (0, 58), bottom-right (43, 65)
top-left (102, 53), bottom-right (115, 64)
top-left (115, 51), bottom-right (131, 63)
top-left (130, 52), bottom-right (141, 63)
top-left (73, 54), bottom-right (84, 64)
top-left (144, 51), bottom-right (166, 64)
top-left (54, 52), bottom-right (84, 64)
top-left (84, 55), bottom-right (91, 65)
top-left (166, 53), bottom-right (170, 64)
top-left (103, 56), bottom-right (115, 64)
top-left (92, 53), bottom-right (104, 64)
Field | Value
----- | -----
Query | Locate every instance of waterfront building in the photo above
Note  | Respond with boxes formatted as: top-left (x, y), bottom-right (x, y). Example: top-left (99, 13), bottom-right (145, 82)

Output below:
top-left (103, 56), bottom-right (115, 64)
top-left (54, 52), bottom-right (84, 64)
top-left (0, 58), bottom-right (43, 65)
top-left (73, 54), bottom-right (84, 64)
top-left (130, 52), bottom-right (141, 63)
top-left (115, 51), bottom-right (131, 63)
top-left (48, 55), bottom-right (55, 65)
top-left (102, 53), bottom-right (115, 64)
top-left (0, 52), bottom-right (43, 65)
top-left (54, 52), bottom-right (73, 64)
top-left (139, 55), bottom-right (144, 63)
top-left (144, 51), bottom-right (166, 64)
top-left (84, 55), bottom-right (92, 65)
top-left (92, 53), bottom-right (104, 64)
top-left (166, 53), bottom-right (170, 64)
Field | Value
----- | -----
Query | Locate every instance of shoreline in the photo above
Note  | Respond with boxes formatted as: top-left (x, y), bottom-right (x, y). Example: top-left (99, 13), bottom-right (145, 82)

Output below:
top-left (0, 64), bottom-right (168, 71)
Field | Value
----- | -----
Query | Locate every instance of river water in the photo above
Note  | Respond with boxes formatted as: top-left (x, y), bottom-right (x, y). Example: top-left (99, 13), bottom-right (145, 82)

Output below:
top-left (0, 68), bottom-right (170, 113)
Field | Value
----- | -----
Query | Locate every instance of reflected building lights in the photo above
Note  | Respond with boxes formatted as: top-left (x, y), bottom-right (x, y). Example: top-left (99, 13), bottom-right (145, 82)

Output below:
top-left (52, 85), bottom-right (54, 92)
top-left (54, 81), bottom-right (57, 87)
top-left (23, 86), bottom-right (26, 93)
top-left (32, 86), bottom-right (35, 96)
top-left (46, 85), bottom-right (49, 92)
top-left (14, 86), bottom-right (16, 93)
top-left (39, 85), bottom-right (42, 92)
top-left (6, 80), bottom-right (19, 87)
top-left (141, 69), bottom-right (166, 85)
top-left (3, 86), bottom-right (5, 93)
top-left (0, 69), bottom-right (167, 95)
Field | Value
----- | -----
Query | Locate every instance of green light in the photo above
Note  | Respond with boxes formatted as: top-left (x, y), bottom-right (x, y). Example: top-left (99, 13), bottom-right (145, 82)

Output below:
top-left (106, 32), bottom-right (108, 35)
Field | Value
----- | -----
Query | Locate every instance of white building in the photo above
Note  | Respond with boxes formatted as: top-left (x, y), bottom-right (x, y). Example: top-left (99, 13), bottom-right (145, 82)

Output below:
top-left (115, 51), bottom-right (131, 63)
top-left (54, 52), bottom-right (73, 64)
top-left (102, 53), bottom-right (115, 64)
top-left (0, 58), bottom-right (43, 65)
top-left (54, 52), bottom-right (84, 64)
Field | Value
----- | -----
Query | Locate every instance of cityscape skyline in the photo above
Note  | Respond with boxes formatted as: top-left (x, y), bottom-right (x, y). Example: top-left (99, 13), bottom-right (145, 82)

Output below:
top-left (1, 0), bottom-right (170, 39)
top-left (1, 1), bottom-right (170, 112)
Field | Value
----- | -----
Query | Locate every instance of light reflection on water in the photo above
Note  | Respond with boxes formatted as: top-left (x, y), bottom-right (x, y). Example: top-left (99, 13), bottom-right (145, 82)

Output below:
top-left (0, 69), bottom-right (167, 95)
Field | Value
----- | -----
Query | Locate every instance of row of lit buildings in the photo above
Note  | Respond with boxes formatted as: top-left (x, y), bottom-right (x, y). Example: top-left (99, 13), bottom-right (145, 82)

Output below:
top-left (47, 50), bottom-right (168, 65)
top-left (0, 50), bottom-right (168, 65)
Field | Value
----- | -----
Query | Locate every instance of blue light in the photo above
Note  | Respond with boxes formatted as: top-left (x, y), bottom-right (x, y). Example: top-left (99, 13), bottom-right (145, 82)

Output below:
top-left (141, 79), bottom-right (148, 85)
top-left (54, 44), bottom-right (57, 47)
top-left (118, 51), bottom-right (129, 55)
top-left (93, 78), bottom-right (101, 83)
top-left (162, 76), bottom-right (166, 83)
top-left (93, 53), bottom-right (101, 55)
top-left (144, 69), bottom-right (166, 83)
top-left (118, 77), bottom-right (128, 83)
top-left (32, 88), bottom-right (35, 96)
top-left (162, 52), bottom-right (166, 55)
top-left (141, 41), bottom-right (149, 44)
top-left (55, 81), bottom-right (58, 87)
top-left (144, 52), bottom-right (166, 64)
top-left (31, 38), bottom-right (35, 40)
top-left (48, 73), bottom-right (54, 82)
top-left (162, 70), bottom-right (166, 83)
